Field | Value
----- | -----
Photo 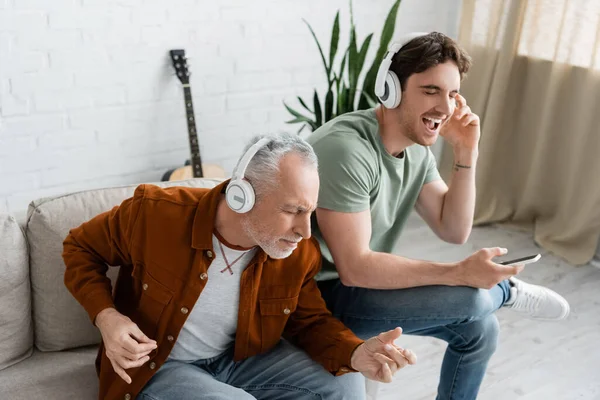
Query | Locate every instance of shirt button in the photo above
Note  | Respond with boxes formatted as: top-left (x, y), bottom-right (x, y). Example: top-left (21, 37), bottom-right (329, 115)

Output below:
top-left (149, 362), bottom-right (156, 370)
top-left (181, 307), bottom-right (189, 314)
top-left (167, 335), bottom-right (174, 342)
top-left (124, 394), bottom-right (131, 400)
top-left (200, 273), bottom-right (208, 280)
top-left (206, 250), bottom-right (214, 258)
top-left (283, 308), bottom-right (291, 315)
top-left (142, 283), bottom-right (148, 290)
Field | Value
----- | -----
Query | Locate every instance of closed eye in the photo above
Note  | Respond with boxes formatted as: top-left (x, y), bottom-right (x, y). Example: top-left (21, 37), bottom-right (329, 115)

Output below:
top-left (283, 209), bottom-right (304, 215)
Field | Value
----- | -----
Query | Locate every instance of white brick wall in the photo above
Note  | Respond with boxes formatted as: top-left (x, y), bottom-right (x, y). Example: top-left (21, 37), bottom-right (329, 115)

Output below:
top-left (0, 0), bottom-right (460, 213)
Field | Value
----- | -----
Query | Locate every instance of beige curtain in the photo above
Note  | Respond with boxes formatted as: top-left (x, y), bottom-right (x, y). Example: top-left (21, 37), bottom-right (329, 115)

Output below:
top-left (440, 0), bottom-right (600, 265)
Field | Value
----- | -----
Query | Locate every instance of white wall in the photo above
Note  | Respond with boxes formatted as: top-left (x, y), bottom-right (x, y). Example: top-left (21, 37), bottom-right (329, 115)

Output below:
top-left (0, 0), bottom-right (460, 213)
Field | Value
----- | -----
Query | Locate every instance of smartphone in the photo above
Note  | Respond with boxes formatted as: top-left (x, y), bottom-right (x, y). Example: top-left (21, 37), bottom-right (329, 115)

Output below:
top-left (499, 253), bottom-right (541, 266)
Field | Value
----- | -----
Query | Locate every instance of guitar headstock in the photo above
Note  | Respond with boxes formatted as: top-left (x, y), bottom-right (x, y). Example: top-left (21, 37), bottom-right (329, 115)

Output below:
top-left (169, 49), bottom-right (190, 85)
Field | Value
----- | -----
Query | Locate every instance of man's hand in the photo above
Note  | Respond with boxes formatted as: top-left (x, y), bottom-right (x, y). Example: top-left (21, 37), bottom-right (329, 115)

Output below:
top-left (350, 328), bottom-right (417, 383)
top-left (440, 94), bottom-right (480, 152)
top-left (456, 248), bottom-right (525, 289)
top-left (95, 308), bottom-right (157, 384)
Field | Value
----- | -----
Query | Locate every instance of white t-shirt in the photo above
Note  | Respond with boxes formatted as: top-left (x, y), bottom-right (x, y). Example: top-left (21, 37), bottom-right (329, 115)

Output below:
top-left (168, 233), bottom-right (257, 361)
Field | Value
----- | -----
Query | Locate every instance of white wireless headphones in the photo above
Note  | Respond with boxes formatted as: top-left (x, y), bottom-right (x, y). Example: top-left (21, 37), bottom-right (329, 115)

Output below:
top-left (374, 32), bottom-right (429, 109)
top-left (225, 138), bottom-right (271, 213)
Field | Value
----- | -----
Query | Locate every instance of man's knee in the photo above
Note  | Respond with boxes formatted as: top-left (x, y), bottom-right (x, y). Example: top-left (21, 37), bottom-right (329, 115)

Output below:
top-left (332, 373), bottom-right (366, 400)
top-left (458, 314), bottom-right (500, 357)
top-left (292, 359), bottom-right (366, 400)
top-left (451, 286), bottom-right (497, 321)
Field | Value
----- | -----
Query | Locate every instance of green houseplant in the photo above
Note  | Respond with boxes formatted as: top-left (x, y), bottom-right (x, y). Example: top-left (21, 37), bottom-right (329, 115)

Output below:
top-left (284, 0), bottom-right (402, 133)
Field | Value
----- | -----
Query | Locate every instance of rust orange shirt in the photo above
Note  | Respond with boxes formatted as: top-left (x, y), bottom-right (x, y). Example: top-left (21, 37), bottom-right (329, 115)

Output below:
top-left (63, 181), bottom-right (364, 400)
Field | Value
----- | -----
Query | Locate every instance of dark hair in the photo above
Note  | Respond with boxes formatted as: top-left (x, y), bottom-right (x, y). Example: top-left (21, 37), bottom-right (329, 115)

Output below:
top-left (390, 32), bottom-right (472, 91)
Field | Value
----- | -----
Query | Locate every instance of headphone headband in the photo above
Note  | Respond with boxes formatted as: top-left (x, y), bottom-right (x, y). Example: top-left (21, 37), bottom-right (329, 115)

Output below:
top-left (232, 138), bottom-right (271, 181)
top-left (374, 32), bottom-right (429, 100)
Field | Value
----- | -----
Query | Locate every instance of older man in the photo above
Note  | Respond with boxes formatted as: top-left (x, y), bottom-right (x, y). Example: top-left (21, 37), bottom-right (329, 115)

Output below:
top-left (63, 133), bottom-right (416, 400)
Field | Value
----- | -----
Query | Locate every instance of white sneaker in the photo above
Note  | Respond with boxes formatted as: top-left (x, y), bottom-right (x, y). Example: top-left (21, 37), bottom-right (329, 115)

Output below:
top-left (504, 277), bottom-right (570, 320)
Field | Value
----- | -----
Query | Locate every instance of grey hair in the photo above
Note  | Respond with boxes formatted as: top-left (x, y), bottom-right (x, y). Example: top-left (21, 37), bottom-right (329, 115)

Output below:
top-left (234, 133), bottom-right (318, 198)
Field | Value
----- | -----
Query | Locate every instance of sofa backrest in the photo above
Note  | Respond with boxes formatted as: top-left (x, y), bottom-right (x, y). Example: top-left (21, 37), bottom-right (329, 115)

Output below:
top-left (27, 178), bottom-right (223, 352)
top-left (0, 213), bottom-right (33, 371)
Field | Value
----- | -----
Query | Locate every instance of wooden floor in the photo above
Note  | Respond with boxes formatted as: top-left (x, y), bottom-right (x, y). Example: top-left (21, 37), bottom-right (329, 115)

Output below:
top-left (376, 215), bottom-right (600, 400)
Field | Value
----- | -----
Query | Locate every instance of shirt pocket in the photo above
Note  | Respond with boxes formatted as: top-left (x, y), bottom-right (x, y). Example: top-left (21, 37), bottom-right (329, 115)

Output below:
top-left (131, 261), bottom-right (174, 338)
top-left (259, 296), bottom-right (298, 352)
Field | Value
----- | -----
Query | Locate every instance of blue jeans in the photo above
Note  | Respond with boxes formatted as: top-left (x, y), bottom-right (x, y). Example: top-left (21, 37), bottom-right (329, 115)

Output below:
top-left (138, 339), bottom-right (365, 400)
top-left (317, 279), bottom-right (512, 400)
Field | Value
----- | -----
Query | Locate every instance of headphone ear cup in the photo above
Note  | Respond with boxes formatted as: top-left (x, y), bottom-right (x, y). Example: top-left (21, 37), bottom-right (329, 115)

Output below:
top-left (382, 71), bottom-right (401, 109)
top-left (225, 179), bottom-right (256, 213)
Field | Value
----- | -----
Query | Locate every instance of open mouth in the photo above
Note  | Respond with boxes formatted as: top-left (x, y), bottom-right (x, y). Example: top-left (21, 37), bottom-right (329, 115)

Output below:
top-left (422, 117), bottom-right (442, 133)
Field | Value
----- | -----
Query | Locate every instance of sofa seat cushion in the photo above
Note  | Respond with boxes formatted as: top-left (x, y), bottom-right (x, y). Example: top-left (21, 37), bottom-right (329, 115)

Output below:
top-left (27, 178), bottom-right (223, 351)
top-left (0, 213), bottom-right (33, 371)
top-left (0, 346), bottom-right (98, 400)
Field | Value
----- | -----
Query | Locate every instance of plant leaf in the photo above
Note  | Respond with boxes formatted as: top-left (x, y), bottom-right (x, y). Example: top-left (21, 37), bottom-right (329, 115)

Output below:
top-left (365, 92), bottom-right (379, 108)
top-left (297, 96), bottom-right (313, 114)
top-left (303, 19), bottom-right (330, 80)
top-left (328, 12), bottom-right (340, 77)
top-left (356, 34), bottom-right (373, 78)
top-left (358, 91), bottom-right (379, 110)
top-left (350, 33), bottom-right (373, 108)
top-left (324, 89), bottom-right (334, 122)
top-left (296, 123), bottom-right (310, 135)
top-left (285, 116), bottom-right (318, 131)
top-left (338, 81), bottom-right (347, 115)
top-left (360, 0), bottom-right (401, 108)
top-left (338, 86), bottom-right (351, 115)
top-left (338, 49), bottom-right (348, 85)
top-left (284, 102), bottom-right (315, 122)
top-left (313, 90), bottom-right (323, 127)
top-left (347, 22), bottom-right (358, 111)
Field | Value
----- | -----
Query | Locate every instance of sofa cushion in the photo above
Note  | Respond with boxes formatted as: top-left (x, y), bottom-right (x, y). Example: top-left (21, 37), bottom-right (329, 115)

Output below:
top-left (27, 178), bottom-right (223, 351)
top-left (0, 346), bottom-right (98, 399)
top-left (0, 213), bottom-right (33, 371)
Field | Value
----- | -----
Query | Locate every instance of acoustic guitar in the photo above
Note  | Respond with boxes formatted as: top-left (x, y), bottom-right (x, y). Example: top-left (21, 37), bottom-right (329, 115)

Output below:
top-left (162, 49), bottom-right (226, 181)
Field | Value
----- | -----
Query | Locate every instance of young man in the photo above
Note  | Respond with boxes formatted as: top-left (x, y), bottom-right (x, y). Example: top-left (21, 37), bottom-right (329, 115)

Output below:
top-left (308, 32), bottom-right (570, 400)
top-left (62, 134), bottom-right (417, 400)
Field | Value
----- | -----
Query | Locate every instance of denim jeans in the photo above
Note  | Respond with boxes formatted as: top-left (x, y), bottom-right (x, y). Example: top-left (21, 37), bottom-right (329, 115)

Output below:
top-left (317, 279), bottom-right (512, 400)
top-left (138, 339), bottom-right (365, 400)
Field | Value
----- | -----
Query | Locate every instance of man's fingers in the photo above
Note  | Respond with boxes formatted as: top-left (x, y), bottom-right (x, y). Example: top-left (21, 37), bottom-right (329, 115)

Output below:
top-left (485, 247), bottom-right (508, 259)
top-left (119, 355), bottom-right (150, 369)
top-left (376, 327), bottom-right (403, 343)
top-left (500, 264), bottom-right (525, 276)
top-left (513, 264), bottom-right (525, 274)
top-left (401, 348), bottom-right (418, 365)
top-left (110, 359), bottom-right (132, 384)
top-left (123, 335), bottom-right (157, 355)
top-left (380, 361), bottom-right (393, 383)
top-left (455, 93), bottom-right (466, 109)
top-left (123, 346), bottom-right (153, 360)
top-left (461, 113), bottom-right (478, 127)
top-left (373, 352), bottom-right (395, 366)
top-left (131, 324), bottom-right (156, 345)
top-left (383, 344), bottom-right (410, 368)
top-left (454, 105), bottom-right (472, 120)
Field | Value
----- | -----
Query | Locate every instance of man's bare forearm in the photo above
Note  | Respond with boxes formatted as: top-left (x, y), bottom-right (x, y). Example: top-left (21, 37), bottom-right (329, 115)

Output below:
top-left (340, 250), bottom-right (461, 289)
top-left (439, 149), bottom-right (478, 243)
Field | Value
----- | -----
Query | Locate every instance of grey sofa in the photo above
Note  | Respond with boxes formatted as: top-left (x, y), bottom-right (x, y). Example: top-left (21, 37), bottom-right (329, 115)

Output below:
top-left (0, 178), bottom-right (222, 399)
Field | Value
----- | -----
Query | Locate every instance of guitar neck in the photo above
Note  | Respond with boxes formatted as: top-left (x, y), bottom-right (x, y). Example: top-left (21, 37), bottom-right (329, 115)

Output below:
top-left (182, 85), bottom-right (203, 178)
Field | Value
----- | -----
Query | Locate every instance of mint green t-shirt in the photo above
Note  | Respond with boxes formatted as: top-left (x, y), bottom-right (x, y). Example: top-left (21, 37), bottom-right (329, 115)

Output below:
top-left (307, 109), bottom-right (442, 281)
